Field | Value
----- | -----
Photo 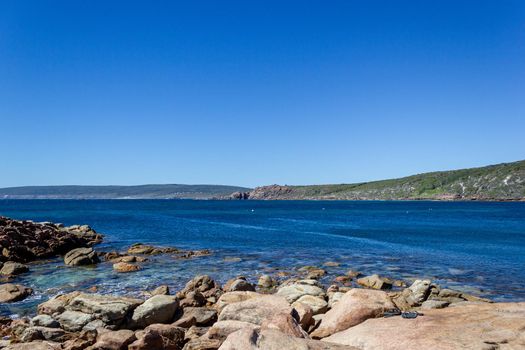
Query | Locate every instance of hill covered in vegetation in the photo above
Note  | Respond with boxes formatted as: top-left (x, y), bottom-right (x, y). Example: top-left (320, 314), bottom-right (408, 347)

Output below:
top-left (0, 184), bottom-right (251, 199)
top-left (248, 160), bottom-right (525, 200)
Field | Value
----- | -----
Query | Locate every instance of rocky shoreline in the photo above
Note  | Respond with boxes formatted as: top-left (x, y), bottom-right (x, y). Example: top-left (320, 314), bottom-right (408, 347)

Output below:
top-left (1, 217), bottom-right (524, 349)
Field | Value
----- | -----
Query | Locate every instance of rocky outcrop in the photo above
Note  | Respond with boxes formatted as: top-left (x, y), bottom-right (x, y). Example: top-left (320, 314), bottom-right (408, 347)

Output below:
top-left (64, 247), bottom-right (100, 266)
top-left (0, 217), bottom-right (102, 263)
top-left (323, 302), bottom-right (525, 349)
top-left (0, 283), bottom-right (33, 303)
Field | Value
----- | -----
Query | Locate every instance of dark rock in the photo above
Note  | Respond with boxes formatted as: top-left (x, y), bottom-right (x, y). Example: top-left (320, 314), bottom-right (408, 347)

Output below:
top-left (0, 217), bottom-right (102, 263)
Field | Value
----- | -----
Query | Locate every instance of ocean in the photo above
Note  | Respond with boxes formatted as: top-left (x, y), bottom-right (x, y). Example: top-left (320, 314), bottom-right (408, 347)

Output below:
top-left (1, 199), bottom-right (524, 316)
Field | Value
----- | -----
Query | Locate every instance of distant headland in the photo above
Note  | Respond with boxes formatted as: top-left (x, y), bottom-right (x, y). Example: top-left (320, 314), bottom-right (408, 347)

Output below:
top-left (1, 159), bottom-right (524, 201)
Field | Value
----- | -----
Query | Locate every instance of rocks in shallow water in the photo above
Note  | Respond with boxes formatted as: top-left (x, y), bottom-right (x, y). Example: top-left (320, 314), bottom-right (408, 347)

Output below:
top-left (0, 283), bottom-right (33, 303)
top-left (356, 274), bottom-right (392, 290)
top-left (0, 261), bottom-right (29, 275)
top-left (292, 295), bottom-right (328, 315)
top-left (0, 216), bottom-right (103, 263)
top-left (276, 279), bottom-right (326, 303)
top-left (323, 302), bottom-right (525, 349)
top-left (310, 288), bottom-right (396, 339)
top-left (130, 295), bottom-right (179, 328)
top-left (64, 247), bottom-right (100, 266)
top-left (113, 262), bottom-right (141, 273)
top-left (127, 243), bottom-right (179, 255)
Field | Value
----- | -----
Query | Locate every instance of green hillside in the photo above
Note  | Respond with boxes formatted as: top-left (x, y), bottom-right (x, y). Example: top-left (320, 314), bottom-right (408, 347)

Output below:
top-left (248, 160), bottom-right (525, 200)
top-left (0, 184), bottom-right (251, 199)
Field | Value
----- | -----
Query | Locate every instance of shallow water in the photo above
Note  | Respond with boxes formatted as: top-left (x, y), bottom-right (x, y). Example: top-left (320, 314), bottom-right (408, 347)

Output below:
top-left (1, 199), bottom-right (524, 316)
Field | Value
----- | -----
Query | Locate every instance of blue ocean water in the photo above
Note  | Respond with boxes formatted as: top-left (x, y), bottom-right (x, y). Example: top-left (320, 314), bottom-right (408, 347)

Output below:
top-left (1, 200), bottom-right (524, 316)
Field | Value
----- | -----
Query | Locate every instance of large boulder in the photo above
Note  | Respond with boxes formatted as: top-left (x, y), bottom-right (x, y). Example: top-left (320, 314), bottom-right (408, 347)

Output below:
top-left (0, 261), bottom-right (29, 275)
top-left (130, 295), bottom-right (179, 328)
top-left (310, 289), bottom-right (395, 339)
top-left (215, 291), bottom-right (261, 313)
top-left (323, 302), bottom-right (525, 349)
top-left (218, 328), bottom-right (355, 350)
top-left (0, 283), bottom-right (33, 303)
top-left (292, 295), bottom-right (328, 315)
top-left (37, 291), bottom-right (81, 315)
top-left (129, 323), bottom-right (185, 350)
top-left (276, 280), bottom-right (326, 303)
top-left (66, 293), bottom-right (142, 326)
top-left (179, 307), bottom-right (217, 326)
top-left (88, 329), bottom-right (136, 350)
top-left (218, 294), bottom-right (295, 326)
top-left (56, 310), bottom-right (94, 332)
top-left (206, 320), bottom-right (261, 341)
top-left (31, 315), bottom-right (60, 328)
top-left (64, 247), bottom-right (100, 266)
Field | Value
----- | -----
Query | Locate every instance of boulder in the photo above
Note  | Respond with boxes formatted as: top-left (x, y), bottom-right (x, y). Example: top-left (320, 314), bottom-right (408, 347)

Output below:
top-left (183, 338), bottom-right (222, 350)
top-left (292, 295), bottom-right (328, 315)
top-left (260, 312), bottom-right (308, 338)
top-left (206, 320), bottom-right (261, 341)
top-left (0, 283), bottom-right (33, 303)
top-left (20, 326), bottom-right (66, 342)
top-left (218, 294), bottom-right (295, 326)
top-left (0, 261), bottom-right (29, 275)
top-left (37, 291), bottom-right (81, 315)
top-left (180, 307), bottom-right (217, 326)
top-left (64, 247), bottom-right (100, 266)
top-left (88, 329), bottom-right (136, 350)
top-left (219, 328), bottom-right (355, 350)
top-left (62, 329), bottom-right (97, 350)
top-left (223, 278), bottom-right (255, 292)
top-left (66, 293), bottom-right (142, 326)
top-left (113, 262), bottom-right (141, 273)
top-left (391, 279), bottom-right (432, 309)
top-left (421, 299), bottom-right (450, 309)
top-left (323, 302), bottom-right (525, 349)
top-left (31, 315), bottom-right (60, 328)
top-left (276, 280), bottom-right (326, 303)
top-left (215, 291), bottom-right (261, 313)
top-left (257, 275), bottom-right (274, 289)
top-left (310, 289), bottom-right (395, 339)
top-left (178, 275), bottom-right (221, 299)
top-left (291, 301), bottom-right (314, 329)
top-left (128, 323), bottom-right (185, 350)
top-left (56, 310), bottom-right (94, 332)
top-left (131, 295), bottom-right (179, 328)
top-left (150, 285), bottom-right (170, 296)
top-left (327, 292), bottom-right (345, 308)
top-left (356, 274), bottom-right (392, 290)
top-left (180, 291), bottom-right (207, 308)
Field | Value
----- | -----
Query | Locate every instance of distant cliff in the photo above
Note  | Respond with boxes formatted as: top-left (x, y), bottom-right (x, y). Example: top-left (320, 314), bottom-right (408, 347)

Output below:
top-left (0, 184), bottom-right (251, 199)
top-left (246, 160), bottom-right (525, 201)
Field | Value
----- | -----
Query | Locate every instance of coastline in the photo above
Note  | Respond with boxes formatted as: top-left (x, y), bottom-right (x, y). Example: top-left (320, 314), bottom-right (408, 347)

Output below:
top-left (1, 217), bottom-right (525, 349)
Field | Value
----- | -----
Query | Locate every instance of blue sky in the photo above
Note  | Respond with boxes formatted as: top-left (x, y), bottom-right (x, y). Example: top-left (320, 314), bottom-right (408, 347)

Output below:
top-left (1, 1), bottom-right (524, 188)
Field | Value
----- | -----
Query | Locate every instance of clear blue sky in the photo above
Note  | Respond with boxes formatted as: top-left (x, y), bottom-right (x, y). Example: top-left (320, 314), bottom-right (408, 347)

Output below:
top-left (1, 1), bottom-right (524, 188)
